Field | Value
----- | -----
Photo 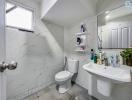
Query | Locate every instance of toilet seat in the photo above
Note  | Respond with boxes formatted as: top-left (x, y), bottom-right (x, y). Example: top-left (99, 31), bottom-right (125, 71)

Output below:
top-left (55, 71), bottom-right (73, 82)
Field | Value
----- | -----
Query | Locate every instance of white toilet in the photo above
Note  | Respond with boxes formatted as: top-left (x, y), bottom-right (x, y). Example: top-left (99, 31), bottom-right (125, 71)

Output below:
top-left (55, 58), bottom-right (79, 94)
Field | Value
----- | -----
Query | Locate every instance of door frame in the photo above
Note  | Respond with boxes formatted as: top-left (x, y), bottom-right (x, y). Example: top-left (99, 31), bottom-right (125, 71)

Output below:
top-left (0, 0), bottom-right (6, 100)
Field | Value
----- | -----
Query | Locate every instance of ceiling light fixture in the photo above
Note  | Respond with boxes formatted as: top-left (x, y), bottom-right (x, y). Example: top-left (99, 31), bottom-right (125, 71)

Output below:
top-left (105, 11), bottom-right (110, 14)
top-left (105, 15), bottom-right (110, 20)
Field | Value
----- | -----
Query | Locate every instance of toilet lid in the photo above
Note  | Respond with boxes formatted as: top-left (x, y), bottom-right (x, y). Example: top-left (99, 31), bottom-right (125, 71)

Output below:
top-left (55, 71), bottom-right (72, 81)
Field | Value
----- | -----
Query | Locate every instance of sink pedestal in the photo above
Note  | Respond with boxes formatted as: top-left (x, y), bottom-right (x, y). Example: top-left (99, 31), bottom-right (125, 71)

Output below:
top-left (88, 74), bottom-right (93, 96)
top-left (97, 79), bottom-right (113, 96)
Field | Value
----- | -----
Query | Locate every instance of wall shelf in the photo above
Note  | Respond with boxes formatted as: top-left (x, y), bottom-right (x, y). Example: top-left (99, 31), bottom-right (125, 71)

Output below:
top-left (76, 32), bottom-right (86, 36)
top-left (75, 32), bottom-right (86, 52)
top-left (75, 49), bottom-right (86, 52)
top-left (76, 44), bottom-right (85, 47)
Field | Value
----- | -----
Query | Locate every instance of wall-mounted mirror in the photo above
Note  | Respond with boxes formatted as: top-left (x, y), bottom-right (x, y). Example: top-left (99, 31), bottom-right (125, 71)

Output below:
top-left (97, 5), bottom-right (132, 49)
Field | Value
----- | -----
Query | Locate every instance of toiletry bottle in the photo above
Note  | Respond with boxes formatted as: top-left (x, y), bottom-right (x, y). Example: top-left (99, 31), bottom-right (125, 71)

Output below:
top-left (77, 37), bottom-right (81, 45)
top-left (110, 55), bottom-right (116, 67)
top-left (104, 57), bottom-right (109, 66)
top-left (94, 54), bottom-right (97, 63)
top-left (116, 54), bottom-right (120, 67)
top-left (81, 24), bottom-right (86, 32)
top-left (90, 49), bottom-right (94, 60)
top-left (98, 50), bottom-right (103, 64)
top-left (97, 55), bottom-right (100, 64)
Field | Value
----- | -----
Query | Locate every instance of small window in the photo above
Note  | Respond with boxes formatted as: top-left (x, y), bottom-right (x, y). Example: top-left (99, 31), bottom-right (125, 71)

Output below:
top-left (6, 2), bottom-right (33, 31)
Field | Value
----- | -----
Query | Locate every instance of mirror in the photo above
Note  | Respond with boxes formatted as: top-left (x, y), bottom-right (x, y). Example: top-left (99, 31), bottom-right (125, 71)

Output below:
top-left (97, 5), bottom-right (132, 49)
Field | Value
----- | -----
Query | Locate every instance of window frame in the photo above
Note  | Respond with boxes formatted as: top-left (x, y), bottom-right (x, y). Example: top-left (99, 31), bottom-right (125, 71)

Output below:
top-left (6, 0), bottom-right (35, 32)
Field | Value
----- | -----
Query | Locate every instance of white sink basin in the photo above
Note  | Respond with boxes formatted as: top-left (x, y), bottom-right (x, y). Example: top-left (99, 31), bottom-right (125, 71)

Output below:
top-left (83, 62), bottom-right (131, 83)
top-left (83, 62), bottom-right (131, 96)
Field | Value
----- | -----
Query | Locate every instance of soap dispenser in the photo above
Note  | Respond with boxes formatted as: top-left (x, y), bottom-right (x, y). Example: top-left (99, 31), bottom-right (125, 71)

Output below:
top-left (110, 56), bottom-right (114, 67)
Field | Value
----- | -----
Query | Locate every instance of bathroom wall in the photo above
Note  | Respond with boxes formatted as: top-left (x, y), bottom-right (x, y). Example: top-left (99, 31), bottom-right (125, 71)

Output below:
top-left (64, 0), bottom-right (132, 100)
top-left (0, 0), bottom-right (6, 100)
top-left (64, 16), bottom-right (97, 89)
top-left (6, 0), bottom-right (64, 100)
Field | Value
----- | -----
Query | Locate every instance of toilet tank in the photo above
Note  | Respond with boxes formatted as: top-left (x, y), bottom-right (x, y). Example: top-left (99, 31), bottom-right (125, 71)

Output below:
top-left (67, 58), bottom-right (79, 74)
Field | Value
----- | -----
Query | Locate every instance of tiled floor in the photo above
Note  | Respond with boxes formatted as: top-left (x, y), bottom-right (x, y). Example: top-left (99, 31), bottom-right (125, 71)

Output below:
top-left (24, 84), bottom-right (97, 100)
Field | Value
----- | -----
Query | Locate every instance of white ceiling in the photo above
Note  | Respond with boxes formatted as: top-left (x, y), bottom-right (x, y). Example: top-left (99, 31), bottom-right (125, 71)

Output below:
top-left (42, 0), bottom-right (98, 26)
top-left (107, 6), bottom-right (132, 21)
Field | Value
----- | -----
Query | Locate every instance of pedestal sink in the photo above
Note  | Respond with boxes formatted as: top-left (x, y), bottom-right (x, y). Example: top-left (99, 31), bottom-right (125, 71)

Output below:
top-left (83, 62), bottom-right (131, 96)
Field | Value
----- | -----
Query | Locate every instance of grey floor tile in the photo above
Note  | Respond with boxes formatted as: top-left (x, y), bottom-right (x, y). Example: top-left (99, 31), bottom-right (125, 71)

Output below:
top-left (24, 84), bottom-right (98, 100)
